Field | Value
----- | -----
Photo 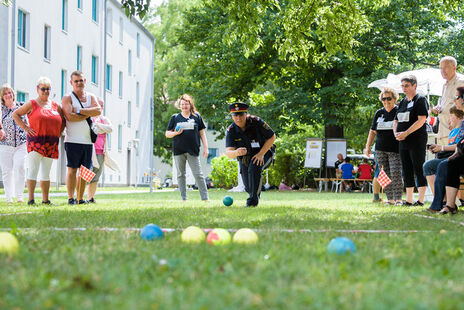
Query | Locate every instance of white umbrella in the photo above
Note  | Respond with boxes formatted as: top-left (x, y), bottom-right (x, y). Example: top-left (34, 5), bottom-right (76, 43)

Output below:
top-left (368, 68), bottom-right (464, 97)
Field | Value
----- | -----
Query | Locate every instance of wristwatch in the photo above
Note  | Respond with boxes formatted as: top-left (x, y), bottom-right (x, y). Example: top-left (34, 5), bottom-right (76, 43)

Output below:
top-left (76, 108), bottom-right (81, 114)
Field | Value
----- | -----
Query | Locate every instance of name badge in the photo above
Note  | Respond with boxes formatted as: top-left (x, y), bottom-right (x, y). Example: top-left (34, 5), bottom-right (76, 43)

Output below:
top-left (52, 111), bottom-right (59, 115)
top-left (251, 141), bottom-right (260, 148)
top-left (407, 101), bottom-right (414, 109)
top-left (397, 112), bottom-right (410, 122)
top-left (377, 121), bottom-right (393, 130)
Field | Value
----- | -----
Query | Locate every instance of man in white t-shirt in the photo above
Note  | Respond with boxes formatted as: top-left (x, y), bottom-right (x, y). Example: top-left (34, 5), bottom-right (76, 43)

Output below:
top-left (61, 71), bottom-right (101, 205)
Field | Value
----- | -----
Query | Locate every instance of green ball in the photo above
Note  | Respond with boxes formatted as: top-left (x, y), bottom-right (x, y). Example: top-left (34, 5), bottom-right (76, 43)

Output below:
top-left (223, 196), bottom-right (233, 206)
top-left (0, 232), bottom-right (19, 254)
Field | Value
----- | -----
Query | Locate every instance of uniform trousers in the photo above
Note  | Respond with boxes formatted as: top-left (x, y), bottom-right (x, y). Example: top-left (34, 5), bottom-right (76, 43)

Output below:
top-left (0, 144), bottom-right (27, 202)
top-left (239, 151), bottom-right (273, 206)
top-left (174, 153), bottom-right (208, 201)
top-left (375, 150), bottom-right (403, 201)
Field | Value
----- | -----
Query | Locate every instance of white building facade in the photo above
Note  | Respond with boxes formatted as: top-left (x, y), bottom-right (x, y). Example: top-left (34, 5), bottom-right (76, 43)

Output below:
top-left (0, 0), bottom-right (155, 186)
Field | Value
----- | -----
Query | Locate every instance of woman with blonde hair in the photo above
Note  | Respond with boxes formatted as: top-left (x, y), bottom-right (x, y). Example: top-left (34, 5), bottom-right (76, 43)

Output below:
top-left (0, 84), bottom-right (27, 203)
top-left (12, 77), bottom-right (65, 205)
top-left (365, 87), bottom-right (403, 205)
top-left (165, 94), bottom-right (209, 201)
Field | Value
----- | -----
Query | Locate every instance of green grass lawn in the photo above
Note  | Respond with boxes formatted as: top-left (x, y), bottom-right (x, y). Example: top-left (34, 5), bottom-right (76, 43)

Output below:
top-left (1, 190), bottom-right (464, 309)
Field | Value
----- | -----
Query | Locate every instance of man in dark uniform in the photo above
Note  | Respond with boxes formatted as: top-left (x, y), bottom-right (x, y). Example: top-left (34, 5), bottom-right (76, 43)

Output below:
top-left (225, 103), bottom-right (276, 207)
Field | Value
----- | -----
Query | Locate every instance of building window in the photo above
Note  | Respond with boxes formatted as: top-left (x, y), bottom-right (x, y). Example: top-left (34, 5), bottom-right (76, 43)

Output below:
top-left (61, 70), bottom-right (67, 99)
top-left (91, 55), bottom-right (98, 84)
top-left (128, 49), bottom-right (132, 76)
top-left (44, 25), bottom-right (51, 60)
top-left (62, 0), bottom-right (68, 32)
top-left (136, 33), bottom-right (140, 57)
top-left (136, 82), bottom-right (139, 107)
top-left (118, 125), bottom-right (122, 151)
top-left (119, 17), bottom-right (123, 43)
top-left (106, 8), bottom-right (112, 35)
top-left (107, 133), bottom-right (111, 150)
top-left (106, 64), bottom-right (112, 91)
top-left (207, 148), bottom-right (219, 164)
top-left (135, 130), bottom-right (140, 156)
top-left (77, 0), bottom-right (83, 10)
top-left (17, 9), bottom-right (29, 49)
top-left (118, 71), bottom-right (123, 98)
top-left (127, 101), bottom-right (131, 127)
top-left (16, 91), bottom-right (27, 103)
top-left (92, 0), bottom-right (99, 23)
top-left (77, 45), bottom-right (82, 71)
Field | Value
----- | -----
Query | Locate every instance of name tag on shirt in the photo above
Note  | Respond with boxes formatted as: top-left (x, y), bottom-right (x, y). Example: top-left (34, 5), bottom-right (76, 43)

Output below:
top-left (397, 112), bottom-right (410, 122)
top-left (251, 141), bottom-right (260, 148)
top-left (377, 121), bottom-right (393, 130)
top-left (52, 111), bottom-right (59, 115)
top-left (407, 101), bottom-right (414, 109)
top-left (177, 121), bottom-right (194, 130)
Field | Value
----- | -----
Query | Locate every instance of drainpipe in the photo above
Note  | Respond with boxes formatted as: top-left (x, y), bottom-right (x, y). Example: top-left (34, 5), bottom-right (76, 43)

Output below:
top-left (10, 0), bottom-right (16, 87)
top-left (149, 40), bottom-right (155, 194)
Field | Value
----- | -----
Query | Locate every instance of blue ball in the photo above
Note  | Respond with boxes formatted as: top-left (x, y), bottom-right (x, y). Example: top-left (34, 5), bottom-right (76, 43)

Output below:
top-left (140, 224), bottom-right (164, 241)
top-left (175, 125), bottom-right (182, 132)
top-left (327, 237), bottom-right (356, 255)
top-left (223, 195), bottom-right (233, 206)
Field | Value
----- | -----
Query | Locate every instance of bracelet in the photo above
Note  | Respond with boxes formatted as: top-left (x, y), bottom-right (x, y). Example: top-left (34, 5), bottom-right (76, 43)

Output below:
top-left (76, 108), bottom-right (81, 115)
top-left (405, 130), bottom-right (409, 135)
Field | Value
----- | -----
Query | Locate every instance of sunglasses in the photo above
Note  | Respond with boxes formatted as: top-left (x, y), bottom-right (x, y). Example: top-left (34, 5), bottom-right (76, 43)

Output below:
top-left (454, 95), bottom-right (464, 100)
top-left (39, 87), bottom-right (51, 92)
top-left (381, 97), bottom-right (393, 101)
top-left (72, 79), bottom-right (84, 83)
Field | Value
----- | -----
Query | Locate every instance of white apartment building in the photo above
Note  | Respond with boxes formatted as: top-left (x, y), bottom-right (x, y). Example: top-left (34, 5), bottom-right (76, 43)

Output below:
top-left (0, 0), bottom-right (155, 186)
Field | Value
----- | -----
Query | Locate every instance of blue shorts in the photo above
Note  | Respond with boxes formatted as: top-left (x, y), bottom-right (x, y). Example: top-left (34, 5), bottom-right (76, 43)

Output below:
top-left (373, 151), bottom-right (380, 178)
top-left (65, 142), bottom-right (93, 169)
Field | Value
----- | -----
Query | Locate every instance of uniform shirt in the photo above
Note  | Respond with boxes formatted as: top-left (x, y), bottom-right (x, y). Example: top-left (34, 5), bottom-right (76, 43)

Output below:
top-left (371, 106), bottom-right (399, 153)
top-left (167, 112), bottom-right (206, 156)
top-left (339, 163), bottom-right (354, 179)
top-left (225, 115), bottom-right (274, 161)
top-left (395, 94), bottom-right (428, 149)
top-left (436, 75), bottom-right (464, 140)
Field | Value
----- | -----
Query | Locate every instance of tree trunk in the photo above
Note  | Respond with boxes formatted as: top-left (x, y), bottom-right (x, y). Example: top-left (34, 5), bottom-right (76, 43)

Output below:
top-left (324, 124), bottom-right (344, 139)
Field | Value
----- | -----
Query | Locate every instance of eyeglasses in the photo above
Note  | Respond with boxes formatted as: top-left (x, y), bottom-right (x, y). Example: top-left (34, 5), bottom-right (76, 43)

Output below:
top-left (39, 87), bottom-right (51, 92)
top-left (72, 79), bottom-right (84, 84)
top-left (454, 95), bottom-right (464, 100)
top-left (381, 97), bottom-right (393, 101)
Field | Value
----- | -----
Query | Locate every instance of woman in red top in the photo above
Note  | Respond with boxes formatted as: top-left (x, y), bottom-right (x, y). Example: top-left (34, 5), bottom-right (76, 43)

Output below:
top-left (12, 77), bottom-right (65, 205)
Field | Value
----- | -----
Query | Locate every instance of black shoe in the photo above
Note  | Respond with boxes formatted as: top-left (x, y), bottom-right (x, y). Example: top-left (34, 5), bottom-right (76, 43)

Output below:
top-left (402, 201), bottom-right (413, 206)
top-left (78, 199), bottom-right (88, 205)
top-left (243, 204), bottom-right (257, 208)
top-left (27, 199), bottom-right (35, 205)
top-left (88, 198), bottom-right (96, 203)
top-left (42, 200), bottom-right (55, 206)
top-left (68, 198), bottom-right (76, 205)
top-left (413, 201), bottom-right (424, 206)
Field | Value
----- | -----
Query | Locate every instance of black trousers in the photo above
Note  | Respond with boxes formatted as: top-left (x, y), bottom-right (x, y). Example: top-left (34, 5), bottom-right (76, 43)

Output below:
top-left (446, 154), bottom-right (464, 189)
top-left (399, 146), bottom-right (427, 188)
top-left (239, 151), bottom-right (273, 206)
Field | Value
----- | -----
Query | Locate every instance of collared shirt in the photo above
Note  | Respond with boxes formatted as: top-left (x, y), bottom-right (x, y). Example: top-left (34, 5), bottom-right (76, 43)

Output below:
top-left (225, 115), bottom-right (274, 160)
top-left (436, 74), bottom-right (464, 139)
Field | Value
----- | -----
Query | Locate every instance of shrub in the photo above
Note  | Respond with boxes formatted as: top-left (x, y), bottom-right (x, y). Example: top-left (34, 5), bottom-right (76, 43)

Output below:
top-left (210, 155), bottom-right (238, 188)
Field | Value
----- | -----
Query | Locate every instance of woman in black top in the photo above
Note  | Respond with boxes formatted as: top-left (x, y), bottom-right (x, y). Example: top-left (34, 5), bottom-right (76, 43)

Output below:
top-left (393, 75), bottom-right (428, 206)
top-left (165, 94), bottom-right (209, 201)
top-left (365, 87), bottom-right (403, 205)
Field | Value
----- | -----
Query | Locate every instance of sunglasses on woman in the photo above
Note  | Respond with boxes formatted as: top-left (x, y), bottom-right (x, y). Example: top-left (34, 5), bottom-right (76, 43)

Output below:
top-left (454, 94), bottom-right (464, 100)
top-left (381, 97), bottom-right (393, 101)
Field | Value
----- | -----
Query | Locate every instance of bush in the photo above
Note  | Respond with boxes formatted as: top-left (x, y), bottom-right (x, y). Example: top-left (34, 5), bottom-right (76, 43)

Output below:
top-left (210, 155), bottom-right (238, 188)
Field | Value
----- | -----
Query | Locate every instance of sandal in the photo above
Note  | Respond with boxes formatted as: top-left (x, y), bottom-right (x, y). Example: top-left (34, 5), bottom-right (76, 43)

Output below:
top-left (439, 205), bottom-right (458, 215)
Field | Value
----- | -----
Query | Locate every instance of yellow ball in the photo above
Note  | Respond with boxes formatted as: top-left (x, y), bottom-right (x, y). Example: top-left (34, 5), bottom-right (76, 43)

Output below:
top-left (206, 228), bottom-right (231, 245)
top-left (181, 226), bottom-right (205, 243)
top-left (233, 228), bottom-right (258, 244)
top-left (0, 232), bottom-right (19, 254)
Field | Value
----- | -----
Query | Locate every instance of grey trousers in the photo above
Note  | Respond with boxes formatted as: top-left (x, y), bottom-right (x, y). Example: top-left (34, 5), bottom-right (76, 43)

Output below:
top-left (174, 153), bottom-right (209, 200)
top-left (376, 150), bottom-right (403, 201)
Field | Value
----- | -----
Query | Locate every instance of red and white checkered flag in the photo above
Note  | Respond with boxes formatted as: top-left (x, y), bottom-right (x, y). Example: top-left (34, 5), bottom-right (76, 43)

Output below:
top-left (377, 168), bottom-right (392, 189)
top-left (79, 165), bottom-right (95, 183)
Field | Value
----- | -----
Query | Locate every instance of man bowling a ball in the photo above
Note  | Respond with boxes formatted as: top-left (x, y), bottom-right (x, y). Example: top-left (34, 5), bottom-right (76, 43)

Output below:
top-left (225, 103), bottom-right (276, 207)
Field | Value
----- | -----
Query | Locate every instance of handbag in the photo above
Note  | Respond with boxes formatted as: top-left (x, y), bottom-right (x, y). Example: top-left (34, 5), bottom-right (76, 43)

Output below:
top-left (72, 92), bottom-right (98, 143)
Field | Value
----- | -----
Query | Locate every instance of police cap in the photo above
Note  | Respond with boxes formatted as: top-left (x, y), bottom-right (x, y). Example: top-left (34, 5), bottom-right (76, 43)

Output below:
top-left (228, 102), bottom-right (249, 115)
